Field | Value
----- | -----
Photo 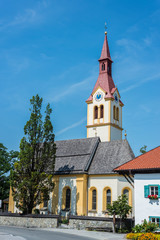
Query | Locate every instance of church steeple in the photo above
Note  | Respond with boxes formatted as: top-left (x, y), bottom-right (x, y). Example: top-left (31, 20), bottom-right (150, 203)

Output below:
top-left (86, 31), bottom-right (124, 142)
top-left (99, 33), bottom-right (112, 61)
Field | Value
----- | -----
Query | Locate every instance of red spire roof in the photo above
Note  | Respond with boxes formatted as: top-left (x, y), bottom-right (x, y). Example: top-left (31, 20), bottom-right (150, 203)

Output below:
top-left (99, 34), bottom-right (112, 62)
top-left (114, 146), bottom-right (160, 172)
top-left (86, 33), bottom-right (122, 103)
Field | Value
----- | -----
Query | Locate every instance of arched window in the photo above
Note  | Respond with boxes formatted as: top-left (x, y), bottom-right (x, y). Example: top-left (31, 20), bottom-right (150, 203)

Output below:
top-left (113, 106), bottom-right (116, 120)
top-left (100, 105), bottom-right (104, 118)
top-left (107, 62), bottom-right (111, 75)
top-left (102, 62), bottom-right (105, 71)
top-left (92, 189), bottom-right (97, 210)
top-left (94, 106), bottom-right (98, 119)
top-left (116, 107), bottom-right (119, 121)
top-left (66, 188), bottom-right (71, 209)
top-left (106, 189), bottom-right (111, 209)
top-left (122, 187), bottom-right (132, 206)
top-left (103, 187), bottom-right (112, 211)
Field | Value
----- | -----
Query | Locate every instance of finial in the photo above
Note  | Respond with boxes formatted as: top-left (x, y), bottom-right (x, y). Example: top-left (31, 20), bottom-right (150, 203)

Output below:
top-left (105, 22), bottom-right (107, 35)
top-left (124, 130), bottom-right (127, 139)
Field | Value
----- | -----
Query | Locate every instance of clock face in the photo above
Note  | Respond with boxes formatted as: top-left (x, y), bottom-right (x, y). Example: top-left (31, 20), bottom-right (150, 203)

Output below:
top-left (95, 92), bottom-right (103, 102)
top-left (115, 94), bottom-right (118, 103)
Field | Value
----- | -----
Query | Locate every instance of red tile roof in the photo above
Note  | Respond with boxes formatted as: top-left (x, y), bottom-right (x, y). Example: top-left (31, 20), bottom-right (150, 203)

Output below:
top-left (114, 146), bottom-right (160, 172)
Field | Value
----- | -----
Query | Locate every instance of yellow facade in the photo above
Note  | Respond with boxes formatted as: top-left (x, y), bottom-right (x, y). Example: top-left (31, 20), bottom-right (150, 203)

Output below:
top-left (76, 174), bottom-right (87, 215)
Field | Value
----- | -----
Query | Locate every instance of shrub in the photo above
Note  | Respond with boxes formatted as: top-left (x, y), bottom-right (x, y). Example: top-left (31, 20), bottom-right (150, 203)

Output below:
top-left (132, 224), bottom-right (144, 233)
top-left (132, 220), bottom-right (158, 233)
top-left (34, 209), bottom-right (40, 214)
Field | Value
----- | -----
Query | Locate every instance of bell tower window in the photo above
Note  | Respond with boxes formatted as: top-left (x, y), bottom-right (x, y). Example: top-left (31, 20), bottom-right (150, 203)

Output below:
top-left (100, 105), bottom-right (104, 118)
top-left (94, 106), bottom-right (98, 119)
top-left (107, 62), bottom-right (111, 76)
top-left (102, 62), bottom-right (105, 71)
top-left (113, 106), bottom-right (116, 120)
top-left (116, 107), bottom-right (119, 121)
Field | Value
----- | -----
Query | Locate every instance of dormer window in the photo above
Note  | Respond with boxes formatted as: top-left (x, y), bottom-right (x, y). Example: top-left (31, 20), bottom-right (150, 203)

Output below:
top-left (102, 63), bottom-right (105, 71)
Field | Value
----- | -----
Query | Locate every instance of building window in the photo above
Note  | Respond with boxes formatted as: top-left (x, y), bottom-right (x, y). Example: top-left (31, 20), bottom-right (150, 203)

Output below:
top-left (116, 107), bottom-right (119, 121)
top-left (102, 62), bottom-right (105, 71)
top-left (123, 188), bottom-right (129, 204)
top-left (122, 187), bottom-right (132, 206)
top-left (106, 189), bottom-right (111, 209)
top-left (94, 106), bottom-right (98, 119)
top-left (113, 106), bottom-right (116, 120)
top-left (107, 62), bottom-right (111, 75)
top-left (103, 187), bottom-right (112, 212)
top-left (144, 185), bottom-right (160, 198)
top-left (150, 186), bottom-right (158, 195)
top-left (66, 188), bottom-right (71, 209)
top-left (92, 189), bottom-right (97, 210)
top-left (149, 217), bottom-right (160, 227)
top-left (100, 105), bottom-right (104, 118)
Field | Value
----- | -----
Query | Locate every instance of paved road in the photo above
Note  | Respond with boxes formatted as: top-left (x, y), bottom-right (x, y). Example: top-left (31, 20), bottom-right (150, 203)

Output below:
top-left (0, 226), bottom-right (92, 240)
top-left (0, 226), bottom-right (126, 240)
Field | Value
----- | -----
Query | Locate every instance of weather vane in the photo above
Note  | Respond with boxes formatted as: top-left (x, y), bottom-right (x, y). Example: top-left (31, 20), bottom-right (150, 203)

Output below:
top-left (105, 22), bottom-right (107, 35)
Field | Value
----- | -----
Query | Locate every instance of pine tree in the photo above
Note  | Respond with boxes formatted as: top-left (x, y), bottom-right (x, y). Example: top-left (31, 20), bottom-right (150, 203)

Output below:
top-left (10, 95), bottom-right (56, 214)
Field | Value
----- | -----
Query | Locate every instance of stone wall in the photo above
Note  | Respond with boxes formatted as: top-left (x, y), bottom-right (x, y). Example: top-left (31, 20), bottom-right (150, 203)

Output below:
top-left (69, 215), bottom-right (134, 231)
top-left (0, 213), bottom-right (58, 228)
top-left (69, 216), bottom-right (113, 231)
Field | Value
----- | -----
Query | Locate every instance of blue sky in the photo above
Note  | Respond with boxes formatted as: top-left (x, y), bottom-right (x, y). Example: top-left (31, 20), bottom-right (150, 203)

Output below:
top-left (0, 0), bottom-right (160, 156)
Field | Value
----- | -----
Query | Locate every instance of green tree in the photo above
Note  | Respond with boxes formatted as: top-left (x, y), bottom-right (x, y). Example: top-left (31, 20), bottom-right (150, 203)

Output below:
top-left (107, 194), bottom-right (132, 233)
top-left (140, 145), bottom-right (147, 154)
top-left (10, 94), bottom-right (56, 214)
top-left (0, 143), bottom-right (18, 200)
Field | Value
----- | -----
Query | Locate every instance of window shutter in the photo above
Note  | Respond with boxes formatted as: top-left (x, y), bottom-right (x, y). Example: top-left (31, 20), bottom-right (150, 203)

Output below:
top-left (144, 185), bottom-right (149, 198)
top-left (158, 185), bottom-right (160, 198)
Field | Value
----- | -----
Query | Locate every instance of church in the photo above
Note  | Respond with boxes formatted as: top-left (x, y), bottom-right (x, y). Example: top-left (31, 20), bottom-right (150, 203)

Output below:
top-left (9, 31), bottom-right (135, 217)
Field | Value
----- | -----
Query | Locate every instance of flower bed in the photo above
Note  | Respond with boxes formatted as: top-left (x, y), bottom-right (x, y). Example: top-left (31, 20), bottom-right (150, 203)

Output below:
top-left (126, 233), bottom-right (160, 240)
top-left (148, 195), bottom-right (158, 200)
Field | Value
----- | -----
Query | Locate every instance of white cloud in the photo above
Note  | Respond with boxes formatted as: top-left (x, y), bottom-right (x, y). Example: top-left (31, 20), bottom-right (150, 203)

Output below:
top-left (56, 117), bottom-right (86, 136)
top-left (48, 71), bottom-right (96, 103)
top-left (121, 73), bottom-right (160, 93)
top-left (140, 105), bottom-right (151, 113)
top-left (0, 0), bottom-right (48, 31)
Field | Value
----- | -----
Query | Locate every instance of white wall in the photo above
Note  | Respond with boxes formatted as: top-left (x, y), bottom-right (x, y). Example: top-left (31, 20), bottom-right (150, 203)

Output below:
top-left (110, 126), bottom-right (122, 141)
top-left (88, 175), bottom-right (133, 217)
top-left (135, 173), bottom-right (160, 225)
top-left (58, 176), bottom-right (77, 215)
top-left (87, 125), bottom-right (109, 142)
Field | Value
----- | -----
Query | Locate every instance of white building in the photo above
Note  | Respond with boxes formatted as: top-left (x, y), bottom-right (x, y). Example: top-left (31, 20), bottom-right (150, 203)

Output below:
top-left (115, 146), bottom-right (160, 225)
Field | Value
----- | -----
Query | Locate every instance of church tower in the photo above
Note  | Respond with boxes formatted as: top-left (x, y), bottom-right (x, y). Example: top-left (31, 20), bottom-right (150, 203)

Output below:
top-left (86, 31), bottom-right (123, 142)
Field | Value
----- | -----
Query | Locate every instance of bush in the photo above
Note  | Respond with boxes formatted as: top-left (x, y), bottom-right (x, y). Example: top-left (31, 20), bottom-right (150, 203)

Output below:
top-left (132, 220), bottom-right (158, 233)
top-left (34, 209), bottom-right (40, 214)
top-left (132, 224), bottom-right (144, 233)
